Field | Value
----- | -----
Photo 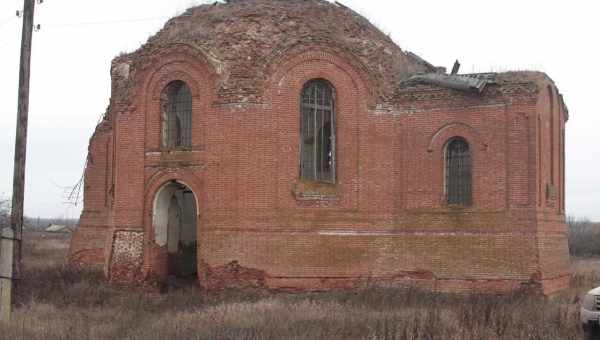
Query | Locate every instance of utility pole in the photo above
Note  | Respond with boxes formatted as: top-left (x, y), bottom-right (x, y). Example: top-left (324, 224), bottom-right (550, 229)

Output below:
top-left (1, 0), bottom-right (37, 323)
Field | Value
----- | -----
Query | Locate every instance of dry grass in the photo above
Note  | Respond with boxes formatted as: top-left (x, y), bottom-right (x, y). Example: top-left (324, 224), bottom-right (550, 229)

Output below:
top-left (0, 231), bottom-right (597, 339)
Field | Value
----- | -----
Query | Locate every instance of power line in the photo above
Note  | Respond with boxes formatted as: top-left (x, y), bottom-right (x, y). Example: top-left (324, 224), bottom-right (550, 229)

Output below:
top-left (0, 14), bottom-right (17, 30)
top-left (0, 33), bottom-right (18, 50)
top-left (4, 13), bottom-right (171, 33)
top-left (44, 16), bottom-right (169, 28)
top-left (1, 0), bottom-right (25, 29)
top-left (0, 40), bottom-right (12, 49)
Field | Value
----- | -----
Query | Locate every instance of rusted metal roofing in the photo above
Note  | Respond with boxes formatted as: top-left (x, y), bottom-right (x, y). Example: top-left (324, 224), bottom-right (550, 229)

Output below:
top-left (405, 73), bottom-right (495, 94)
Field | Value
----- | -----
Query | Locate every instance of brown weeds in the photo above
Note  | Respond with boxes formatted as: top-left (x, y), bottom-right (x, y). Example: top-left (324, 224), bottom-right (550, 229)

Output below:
top-left (0, 232), bottom-right (595, 339)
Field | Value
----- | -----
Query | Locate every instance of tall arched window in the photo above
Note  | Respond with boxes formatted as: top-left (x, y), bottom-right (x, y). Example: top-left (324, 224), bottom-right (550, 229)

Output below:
top-left (162, 80), bottom-right (192, 149)
top-left (445, 138), bottom-right (472, 206)
top-left (300, 79), bottom-right (336, 183)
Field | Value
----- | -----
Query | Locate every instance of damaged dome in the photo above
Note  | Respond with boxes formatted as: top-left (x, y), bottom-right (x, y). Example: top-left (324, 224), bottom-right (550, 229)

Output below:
top-left (119, 0), bottom-right (434, 104)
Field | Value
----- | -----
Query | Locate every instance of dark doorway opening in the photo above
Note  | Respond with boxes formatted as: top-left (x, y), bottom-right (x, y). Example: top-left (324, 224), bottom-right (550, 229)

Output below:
top-left (153, 181), bottom-right (198, 286)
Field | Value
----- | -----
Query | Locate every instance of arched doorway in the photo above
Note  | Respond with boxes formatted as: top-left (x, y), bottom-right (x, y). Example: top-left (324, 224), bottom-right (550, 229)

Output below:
top-left (152, 181), bottom-right (198, 282)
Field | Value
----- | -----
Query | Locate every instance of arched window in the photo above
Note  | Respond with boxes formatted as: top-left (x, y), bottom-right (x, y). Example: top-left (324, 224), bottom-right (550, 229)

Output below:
top-left (300, 79), bottom-right (336, 183)
top-left (162, 80), bottom-right (192, 149)
top-left (445, 138), bottom-right (472, 206)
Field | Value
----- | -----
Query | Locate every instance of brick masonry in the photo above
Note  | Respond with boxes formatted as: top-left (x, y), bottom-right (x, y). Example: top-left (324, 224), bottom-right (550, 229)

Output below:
top-left (69, 0), bottom-right (570, 295)
top-left (108, 231), bottom-right (144, 284)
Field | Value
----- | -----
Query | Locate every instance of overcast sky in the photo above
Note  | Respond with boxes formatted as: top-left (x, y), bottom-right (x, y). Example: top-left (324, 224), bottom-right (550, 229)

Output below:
top-left (0, 0), bottom-right (598, 221)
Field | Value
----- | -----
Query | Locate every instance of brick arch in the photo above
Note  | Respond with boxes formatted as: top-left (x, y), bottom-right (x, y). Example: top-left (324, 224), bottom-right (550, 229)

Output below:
top-left (136, 44), bottom-right (218, 87)
top-left (266, 48), bottom-right (365, 210)
top-left (141, 168), bottom-right (205, 279)
top-left (427, 122), bottom-right (488, 153)
top-left (265, 49), bottom-right (369, 117)
top-left (134, 44), bottom-right (218, 103)
top-left (145, 169), bottom-right (203, 205)
top-left (150, 70), bottom-right (202, 101)
top-left (427, 123), bottom-right (487, 208)
top-left (144, 168), bottom-right (205, 217)
top-left (264, 46), bottom-right (375, 109)
top-left (136, 44), bottom-right (216, 151)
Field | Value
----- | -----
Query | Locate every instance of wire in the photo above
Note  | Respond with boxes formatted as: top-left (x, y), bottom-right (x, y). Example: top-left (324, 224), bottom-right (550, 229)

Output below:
top-left (45, 16), bottom-right (169, 28)
top-left (0, 18), bottom-right (19, 48)
top-left (0, 38), bottom-right (17, 50)
top-left (0, 14), bottom-right (17, 30)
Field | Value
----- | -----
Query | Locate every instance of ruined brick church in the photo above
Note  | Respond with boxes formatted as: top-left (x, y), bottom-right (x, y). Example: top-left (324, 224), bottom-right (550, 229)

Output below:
top-left (69, 0), bottom-right (570, 294)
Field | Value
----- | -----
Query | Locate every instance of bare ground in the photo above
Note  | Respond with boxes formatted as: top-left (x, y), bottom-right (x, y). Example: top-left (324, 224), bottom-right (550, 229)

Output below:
top-left (0, 231), bottom-right (597, 340)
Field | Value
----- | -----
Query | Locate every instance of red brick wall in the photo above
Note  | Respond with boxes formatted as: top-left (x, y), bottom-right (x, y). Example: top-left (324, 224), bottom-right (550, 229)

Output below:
top-left (69, 121), bottom-right (113, 271)
top-left (534, 84), bottom-right (570, 293)
top-left (69, 45), bottom-right (570, 294)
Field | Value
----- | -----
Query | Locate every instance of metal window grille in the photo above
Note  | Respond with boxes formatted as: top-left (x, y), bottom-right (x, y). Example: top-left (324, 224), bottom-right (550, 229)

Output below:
top-left (300, 79), bottom-right (335, 183)
top-left (163, 81), bottom-right (192, 148)
top-left (445, 138), bottom-right (472, 206)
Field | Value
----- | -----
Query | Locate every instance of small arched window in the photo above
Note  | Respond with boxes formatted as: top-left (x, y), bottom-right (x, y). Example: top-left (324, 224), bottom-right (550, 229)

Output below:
top-left (445, 138), bottom-right (472, 206)
top-left (300, 79), bottom-right (336, 183)
top-left (162, 80), bottom-right (192, 149)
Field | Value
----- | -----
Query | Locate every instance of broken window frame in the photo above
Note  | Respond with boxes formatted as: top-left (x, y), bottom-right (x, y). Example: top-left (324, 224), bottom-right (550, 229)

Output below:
top-left (444, 137), bottom-right (472, 206)
top-left (162, 80), bottom-right (192, 149)
top-left (299, 79), bottom-right (336, 184)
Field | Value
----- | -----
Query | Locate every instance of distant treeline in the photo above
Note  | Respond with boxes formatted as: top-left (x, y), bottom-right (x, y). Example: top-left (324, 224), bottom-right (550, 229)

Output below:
top-left (24, 217), bottom-right (79, 231)
top-left (568, 217), bottom-right (600, 256)
top-left (0, 197), bottom-right (78, 230)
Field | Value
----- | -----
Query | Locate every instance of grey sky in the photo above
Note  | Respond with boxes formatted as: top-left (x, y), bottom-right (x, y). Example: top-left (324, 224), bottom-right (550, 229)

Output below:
top-left (0, 0), bottom-right (598, 220)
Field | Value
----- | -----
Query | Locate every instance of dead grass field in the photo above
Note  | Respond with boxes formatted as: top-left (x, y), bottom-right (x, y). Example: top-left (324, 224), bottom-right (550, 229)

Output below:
top-left (0, 231), bottom-right (597, 339)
